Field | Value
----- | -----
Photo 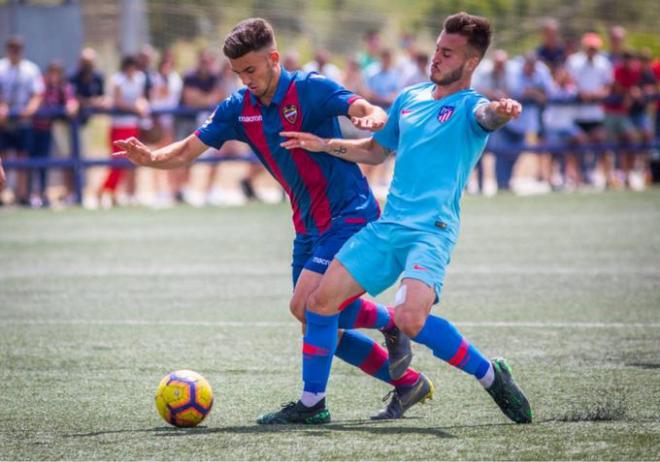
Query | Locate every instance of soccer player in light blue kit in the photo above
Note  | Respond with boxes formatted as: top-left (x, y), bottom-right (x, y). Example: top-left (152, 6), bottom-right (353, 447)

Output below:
top-left (261, 12), bottom-right (532, 425)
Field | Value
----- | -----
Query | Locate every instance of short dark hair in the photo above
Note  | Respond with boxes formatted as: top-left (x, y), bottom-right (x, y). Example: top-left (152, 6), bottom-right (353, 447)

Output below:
top-left (442, 12), bottom-right (492, 58)
top-left (223, 18), bottom-right (275, 59)
top-left (120, 55), bottom-right (138, 71)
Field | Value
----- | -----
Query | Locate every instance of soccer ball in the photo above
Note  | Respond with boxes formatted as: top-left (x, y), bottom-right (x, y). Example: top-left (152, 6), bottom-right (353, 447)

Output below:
top-left (155, 370), bottom-right (214, 427)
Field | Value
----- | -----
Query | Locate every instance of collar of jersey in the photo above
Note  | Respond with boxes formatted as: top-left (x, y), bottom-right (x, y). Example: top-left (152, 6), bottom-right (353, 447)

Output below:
top-left (248, 66), bottom-right (293, 107)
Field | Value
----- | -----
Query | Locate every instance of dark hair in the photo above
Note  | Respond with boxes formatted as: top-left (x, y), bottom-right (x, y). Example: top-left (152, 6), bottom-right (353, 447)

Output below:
top-left (223, 18), bottom-right (275, 59)
top-left (6, 35), bottom-right (24, 50)
top-left (442, 12), bottom-right (492, 58)
top-left (120, 55), bottom-right (138, 71)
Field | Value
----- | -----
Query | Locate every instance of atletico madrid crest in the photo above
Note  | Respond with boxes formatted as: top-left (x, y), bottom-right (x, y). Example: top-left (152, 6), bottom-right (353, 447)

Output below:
top-left (283, 104), bottom-right (298, 124)
top-left (437, 105), bottom-right (455, 123)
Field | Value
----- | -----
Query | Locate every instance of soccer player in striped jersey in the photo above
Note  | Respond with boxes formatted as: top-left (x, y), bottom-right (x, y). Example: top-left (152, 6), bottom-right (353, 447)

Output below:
top-left (114, 18), bottom-right (433, 420)
top-left (263, 12), bottom-right (532, 425)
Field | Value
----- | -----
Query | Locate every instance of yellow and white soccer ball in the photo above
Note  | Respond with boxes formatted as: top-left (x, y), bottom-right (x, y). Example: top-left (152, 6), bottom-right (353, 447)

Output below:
top-left (155, 370), bottom-right (213, 427)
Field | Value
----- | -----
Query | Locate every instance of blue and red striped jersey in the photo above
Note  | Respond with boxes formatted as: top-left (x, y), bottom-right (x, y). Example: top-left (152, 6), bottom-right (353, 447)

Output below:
top-left (195, 68), bottom-right (380, 236)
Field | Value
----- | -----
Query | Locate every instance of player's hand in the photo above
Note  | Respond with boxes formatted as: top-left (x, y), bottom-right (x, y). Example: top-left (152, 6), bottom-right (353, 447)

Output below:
top-left (351, 114), bottom-right (386, 132)
top-left (490, 98), bottom-right (522, 120)
top-left (280, 131), bottom-right (329, 153)
top-left (112, 137), bottom-right (154, 166)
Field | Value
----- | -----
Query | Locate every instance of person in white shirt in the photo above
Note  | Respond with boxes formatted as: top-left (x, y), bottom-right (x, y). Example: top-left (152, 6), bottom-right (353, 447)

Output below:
top-left (303, 49), bottom-right (342, 83)
top-left (543, 66), bottom-right (586, 189)
top-left (0, 36), bottom-right (44, 205)
top-left (565, 33), bottom-right (613, 189)
top-left (97, 55), bottom-right (149, 205)
top-left (149, 51), bottom-right (183, 207)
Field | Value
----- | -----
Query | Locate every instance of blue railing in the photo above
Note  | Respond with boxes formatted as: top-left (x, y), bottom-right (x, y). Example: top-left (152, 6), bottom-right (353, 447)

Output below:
top-left (2, 101), bottom-right (658, 204)
top-left (1, 106), bottom-right (259, 204)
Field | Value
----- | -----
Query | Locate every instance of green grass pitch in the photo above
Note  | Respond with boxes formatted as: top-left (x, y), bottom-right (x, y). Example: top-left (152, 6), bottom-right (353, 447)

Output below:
top-left (1, 190), bottom-right (659, 460)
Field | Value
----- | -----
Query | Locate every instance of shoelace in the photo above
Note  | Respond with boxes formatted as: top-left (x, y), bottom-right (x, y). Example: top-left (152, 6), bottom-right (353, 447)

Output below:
top-left (381, 388), bottom-right (401, 403)
top-left (381, 330), bottom-right (398, 349)
top-left (280, 401), bottom-right (298, 412)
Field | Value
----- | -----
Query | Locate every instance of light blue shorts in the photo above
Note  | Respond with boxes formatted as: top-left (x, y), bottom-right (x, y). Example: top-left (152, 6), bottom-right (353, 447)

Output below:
top-left (336, 221), bottom-right (455, 303)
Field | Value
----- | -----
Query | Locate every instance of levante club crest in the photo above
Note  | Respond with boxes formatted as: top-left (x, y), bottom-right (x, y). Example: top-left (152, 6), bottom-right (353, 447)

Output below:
top-left (283, 104), bottom-right (298, 124)
top-left (437, 105), bottom-right (455, 123)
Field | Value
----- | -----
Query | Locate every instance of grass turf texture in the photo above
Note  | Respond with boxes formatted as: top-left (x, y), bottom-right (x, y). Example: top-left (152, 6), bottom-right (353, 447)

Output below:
top-left (1, 189), bottom-right (659, 460)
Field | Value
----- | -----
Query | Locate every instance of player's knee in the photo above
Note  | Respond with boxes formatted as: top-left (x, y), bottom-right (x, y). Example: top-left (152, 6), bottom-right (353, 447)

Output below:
top-left (394, 306), bottom-right (426, 338)
top-left (289, 298), bottom-right (306, 324)
top-left (306, 289), bottom-right (337, 316)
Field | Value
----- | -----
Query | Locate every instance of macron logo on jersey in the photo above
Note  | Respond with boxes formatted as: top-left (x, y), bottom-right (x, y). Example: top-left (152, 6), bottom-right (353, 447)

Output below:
top-left (238, 115), bottom-right (263, 123)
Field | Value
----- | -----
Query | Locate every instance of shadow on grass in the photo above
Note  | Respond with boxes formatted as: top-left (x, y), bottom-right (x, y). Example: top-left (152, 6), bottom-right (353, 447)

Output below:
top-left (64, 420), bottom-right (454, 439)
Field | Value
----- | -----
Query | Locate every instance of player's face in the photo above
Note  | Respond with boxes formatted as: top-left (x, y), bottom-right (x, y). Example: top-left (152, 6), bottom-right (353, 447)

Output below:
top-left (230, 48), bottom-right (280, 99)
top-left (430, 32), bottom-right (478, 86)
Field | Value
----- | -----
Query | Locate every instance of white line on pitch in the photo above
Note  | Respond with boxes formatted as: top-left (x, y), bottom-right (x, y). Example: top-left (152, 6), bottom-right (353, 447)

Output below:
top-left (1, 320), bottom-right (659, 329)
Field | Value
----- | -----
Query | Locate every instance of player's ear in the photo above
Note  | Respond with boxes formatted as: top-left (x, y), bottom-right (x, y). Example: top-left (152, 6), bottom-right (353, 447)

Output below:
top-left (269, 49), bottom-right (280, 66)
top-left (465, 54), bottom-right (479, 73)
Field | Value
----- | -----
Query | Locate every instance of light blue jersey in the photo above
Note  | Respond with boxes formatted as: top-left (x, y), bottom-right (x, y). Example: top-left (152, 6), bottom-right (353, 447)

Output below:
top-left (374, 83), bottom-right (491, 241)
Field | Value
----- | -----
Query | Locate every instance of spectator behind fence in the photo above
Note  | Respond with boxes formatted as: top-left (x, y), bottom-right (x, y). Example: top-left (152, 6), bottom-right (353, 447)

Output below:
top-left (473, 49), bottom-right (518, 193)
top-left (31, 60), bottom-right (79, 208)
top-left (630, 48), bottom-right (656, 188)
top-left (607, 25), bottom-right (627, 66)
top-left (69, 47), bottom-right (106, 120)
top-left (604, 49), bottom-right (642, 189)
top-left (149, 50), bottom-right (182, 207)
top-left (396, 32), bottom-right (419, 84)
top-left (363, 49), bottom-right (402, 197)
top-left (0, 36), bottom-right (44, 206)
top-left (566, 32), bottom-right (612, 189)
top-left (365, 49), bottom-right (402, 109)
top-left (357, 29), bottom-right (382, 71)
top-left (97, 55), bottom-right (148, 206)
top-left (651, 54), bottom-right (660, 172)
top-left (338, 55), bottom-right (372, 143)
top-left (536, 18), bottom-right (566, 71)
top-left (543, 66), bottom-right (585, 189)
top-left (404, 52), bottom-right (430, 87)
top-left (506, 52), bottom-right (553, 190)
top-left (303, 49), bottom-right (342, 83)
top-left (282, 50), bottom-right (302, 72)
top-left (175, 50), bottom-right (223, 205)
top-left (136, 44), bottom-right (161, 146)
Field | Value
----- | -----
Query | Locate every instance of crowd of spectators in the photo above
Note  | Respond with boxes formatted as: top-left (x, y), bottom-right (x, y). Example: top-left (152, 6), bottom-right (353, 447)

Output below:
top-left (1, 19), bottom-right (659, 208)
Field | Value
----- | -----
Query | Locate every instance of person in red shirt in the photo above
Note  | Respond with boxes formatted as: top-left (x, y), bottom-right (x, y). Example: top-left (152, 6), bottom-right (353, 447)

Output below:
top-left (604, 50), bottom-right (641, 188)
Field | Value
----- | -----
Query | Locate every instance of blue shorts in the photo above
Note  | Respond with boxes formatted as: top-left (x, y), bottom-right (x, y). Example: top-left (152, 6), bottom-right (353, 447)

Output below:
top-left (291, 219), bottom-right (369, 287)
top-left (336, 221), bottom-right (455, 303)
top-left (0, 125), bottom-right (33, 153)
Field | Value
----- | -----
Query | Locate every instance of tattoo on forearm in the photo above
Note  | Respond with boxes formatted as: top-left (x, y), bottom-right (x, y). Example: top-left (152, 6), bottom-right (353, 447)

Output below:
top-left (476, 105), bottom-right (510, 131)
top-left (332, 145), bottom-right (348, 155)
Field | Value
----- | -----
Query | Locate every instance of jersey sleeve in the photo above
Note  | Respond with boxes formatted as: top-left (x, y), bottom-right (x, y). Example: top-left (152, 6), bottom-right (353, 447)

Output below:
top-left (468, 95), bottom-right (492, 136)
top-left (194, 95), bottom-right (240, 148)
top-left (373, 91), bottom-right (404, 151)
top-left (307, 73), bottom-right (362, 117)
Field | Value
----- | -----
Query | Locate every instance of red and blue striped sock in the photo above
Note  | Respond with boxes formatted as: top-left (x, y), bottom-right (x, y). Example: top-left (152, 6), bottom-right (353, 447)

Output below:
top-left (412, 314), bottom-right (491, 380)
top-left (335, 330), bottom-right (420, 388)
top-left (302, 311), bottom-right (339, 394)
top-left (338, 298), bottom-right (395, 331)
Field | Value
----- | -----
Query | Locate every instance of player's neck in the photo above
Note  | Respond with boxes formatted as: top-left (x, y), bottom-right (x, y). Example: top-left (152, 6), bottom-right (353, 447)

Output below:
top-left (257, 65), bottom-right (282, 107)
top-left (432, 79), bottom-right (471, 100)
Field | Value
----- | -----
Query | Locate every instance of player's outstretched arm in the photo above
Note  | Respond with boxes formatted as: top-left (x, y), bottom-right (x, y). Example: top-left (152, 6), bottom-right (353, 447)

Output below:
top-left (347, 98), bottom-right (388, 132)
top-left (280, 131), bottom-right (389, 165)
top-left (112, 134), bottom-right (209, 169)
top-left (475, 98), bottom-right (522, 131)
